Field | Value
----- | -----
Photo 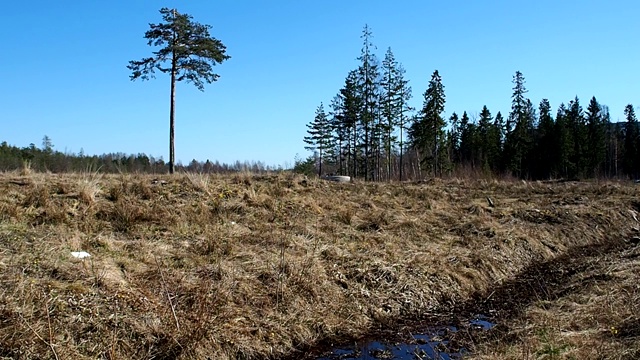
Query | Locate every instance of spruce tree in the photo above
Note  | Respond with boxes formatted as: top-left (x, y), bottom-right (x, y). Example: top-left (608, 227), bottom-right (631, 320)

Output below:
top-left (396, 65), bottom-right (413, 181)
top-left (339, 70), bottom-right (362, 178)
top-left (565, 97), bottom-right (587, 177)
top-left (128, 8), bottom-right (230, 174)
top-left (504, 71), bottom-right (534, 177)
top-left (493, 111), bottom-right (505, 171)
top-left (536, 99), bottom-right (555, 178)
top-left (585, 97), bottom-right (606, 176)
top-left (303, 103), bottom-right (333, 177)
top-left (459, 111), bottom-right (475, 167)
top-left (477, 105), bottom-right (493, 169)
top-left (329, 95), bottom-right (348, 175)
top-left (487, 111), bottom-right (504, 173)
top-left (410, 70), bottom-right (446, 176)
top-left (554, 103), bottom-right (573, 177)
top-left (623, 104), bottom-right (639, 178)
top-left (356, 25), bottom-right (381, 181)
top-left (379, 48), bottom-right (413, 181)
top-left (448, 112), bottom-right (460, 165)
top-left (380, 48), bottom-right (399, 180)
top-left (524, 99), bottom-right (538, 176)
top-left (602, 105), bottom-right (619, 177)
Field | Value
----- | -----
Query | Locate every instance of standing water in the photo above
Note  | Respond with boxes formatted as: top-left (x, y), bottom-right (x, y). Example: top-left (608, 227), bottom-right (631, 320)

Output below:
top-left (315, 316), bottom-right (495, 360)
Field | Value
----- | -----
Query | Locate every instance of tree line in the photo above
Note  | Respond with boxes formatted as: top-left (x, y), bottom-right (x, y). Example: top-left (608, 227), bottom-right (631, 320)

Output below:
top-left (0, 137), bottom-right (279, 174)
top-left (303, 25), bottom-right (640, 181)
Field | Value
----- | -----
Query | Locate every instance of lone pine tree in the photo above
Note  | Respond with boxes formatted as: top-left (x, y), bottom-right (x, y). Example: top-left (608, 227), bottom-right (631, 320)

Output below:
top-left (128, 8), bottom-right (230, 174)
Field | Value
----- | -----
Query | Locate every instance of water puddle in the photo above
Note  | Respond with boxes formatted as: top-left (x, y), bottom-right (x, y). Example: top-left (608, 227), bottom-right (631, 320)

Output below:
top-left (315, 316), bottom-right (495, 360)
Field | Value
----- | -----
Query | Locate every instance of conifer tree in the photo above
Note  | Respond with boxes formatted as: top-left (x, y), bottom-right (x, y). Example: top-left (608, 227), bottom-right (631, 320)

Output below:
top-left (524, 99), bottom-right (538, 175)
top-left (304, 103), bottom-right (332, 176)
top-left (128, 8), bottom-right (230, 174)
top-left (356, 25), bottom-right (380, 181)
top-left (536, 99), bottom-right (555, 178)
top-left (565, 97), bottom-right (587, 177)
top-left (477, 106), bottom-right (493, 169)
top-left (339, 70), bottom-right (362, 178)
top-left (329, 95), bottom-right (348, 175)
top-left (623, 104), bottom-right (639, 178)
top-left (459, 111), bottom-right (474, 167)
top-left (410, 70), bottom-right (446, 176)
top-left (396, 64), bottom-right (413, 181)
top-left (379, 48), bottom-right (413, 181)
top-left (448, 112), bottom-right (460, 165)
top-left (41, 135), bottom-right (54, 154)
top-left (554, 103), bottom-right (572, 177)
top-left (380, 48), bottom-right (399, 180)
top-left (504, 71), bottom-right (534, 177)
top-left (486, 112), bottom-right (504, 172)
top-left (492, 111), bottom-right (505, 171)
top-left (585, 97), bottom-right (606, 176)
top-left (602, 105), bottom-right (619, 177)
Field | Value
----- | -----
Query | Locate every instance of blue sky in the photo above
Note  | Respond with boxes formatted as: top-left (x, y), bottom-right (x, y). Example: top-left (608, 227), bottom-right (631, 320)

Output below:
top-left (2, 1), bottom-right (638, 167)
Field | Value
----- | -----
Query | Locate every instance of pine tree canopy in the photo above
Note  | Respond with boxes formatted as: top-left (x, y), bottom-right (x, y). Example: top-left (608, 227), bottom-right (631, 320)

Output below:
top-left (128, 8), bottom-right (230, 91)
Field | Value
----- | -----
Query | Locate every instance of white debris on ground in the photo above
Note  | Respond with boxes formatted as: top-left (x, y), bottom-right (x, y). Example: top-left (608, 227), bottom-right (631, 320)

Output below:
top-left (322, 175), bottom-right (351, 183)
top-left (71, 251), bottom-right (91, 259)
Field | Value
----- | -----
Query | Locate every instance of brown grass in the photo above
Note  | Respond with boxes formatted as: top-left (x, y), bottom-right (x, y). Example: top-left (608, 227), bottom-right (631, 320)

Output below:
top-left (467, 232), bottom-right (640, 360)
top-left (0, 172), bottom-right (638, 359)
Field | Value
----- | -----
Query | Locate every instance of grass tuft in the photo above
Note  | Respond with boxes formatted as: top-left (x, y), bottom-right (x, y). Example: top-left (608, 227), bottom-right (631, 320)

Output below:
top-left (77, 171), bottom-right (102, 205)
top-left (20, 160), bottom-right (32, 176)
top-left (184, 172), bottom-right (211, 193)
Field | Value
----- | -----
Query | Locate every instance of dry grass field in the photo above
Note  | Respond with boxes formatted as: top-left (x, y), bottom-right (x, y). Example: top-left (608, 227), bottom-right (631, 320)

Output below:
top-left (0, 171), bottom-right (637, 359)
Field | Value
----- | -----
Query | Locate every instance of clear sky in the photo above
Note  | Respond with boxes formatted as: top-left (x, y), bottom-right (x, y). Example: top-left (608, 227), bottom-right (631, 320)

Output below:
top-left (2, 0), bottom-right (638, 167)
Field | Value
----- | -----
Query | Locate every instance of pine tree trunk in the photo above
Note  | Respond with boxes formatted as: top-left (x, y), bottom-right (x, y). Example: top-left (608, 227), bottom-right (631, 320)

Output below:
top-left (434, 126), bottom-right (438, 177)
top-left (318, 148), bottom-right (323, 177)
top-left (364, 123), bottom-right (369, 181)
top-left (169, 11), bottom-right (177, 175)
top-left (387, 125), bottom-right (391, 182)
top-left (399, 117), bottom-right (404, 182)
top-left (338, 141), bottom-right (342, 175)
top-left (353, 123), bottom-right (358, 179)
top-left (169, 54), bottom-right (177, 174)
